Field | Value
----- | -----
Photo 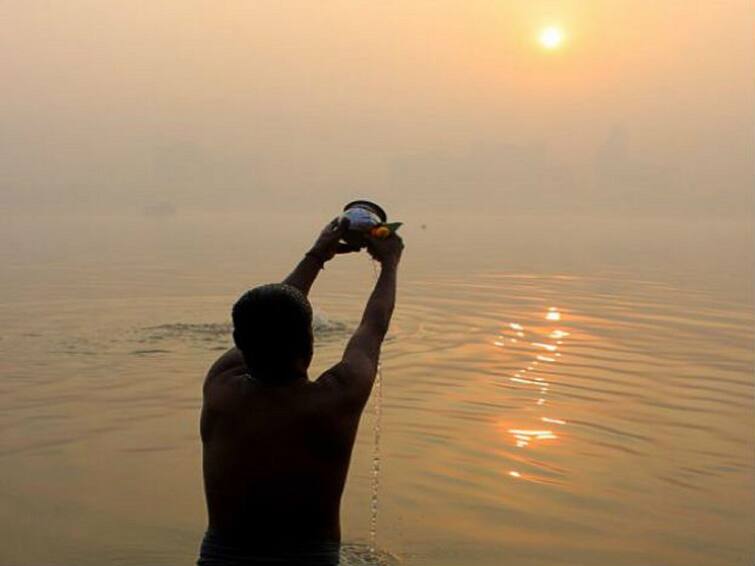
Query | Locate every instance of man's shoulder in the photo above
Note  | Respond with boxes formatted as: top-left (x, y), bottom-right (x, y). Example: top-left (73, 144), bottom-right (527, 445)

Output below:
top-left (312, 361), bottom-right (373, 414)
top-left (206, 347), bottom-right (246, 381)
top-left (308, 365), bottom-right (370, 423)
top-left (203, 348), bottom-right (248, 409)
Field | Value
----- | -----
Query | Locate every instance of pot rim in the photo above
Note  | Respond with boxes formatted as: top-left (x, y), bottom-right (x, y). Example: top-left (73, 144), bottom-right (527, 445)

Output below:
top-left (343, 200), bottom-right (387, 222)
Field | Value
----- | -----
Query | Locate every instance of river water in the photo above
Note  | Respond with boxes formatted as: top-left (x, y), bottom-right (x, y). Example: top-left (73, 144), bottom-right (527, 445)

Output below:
top-left (1, 211), bottom-right (752, 565)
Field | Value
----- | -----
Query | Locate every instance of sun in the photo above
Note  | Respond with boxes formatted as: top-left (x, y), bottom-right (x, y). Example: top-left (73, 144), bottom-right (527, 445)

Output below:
top-left (539, 26), bottom-right (565, 50)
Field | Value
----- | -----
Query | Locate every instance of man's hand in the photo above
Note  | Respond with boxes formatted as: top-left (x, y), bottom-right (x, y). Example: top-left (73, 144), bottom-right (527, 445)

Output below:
top-left (365, 233), bottom-right (404, 268)
top-left (284, 216), bottom-right (360, 296)
top-left (309, 217), bottom-right (360, 264)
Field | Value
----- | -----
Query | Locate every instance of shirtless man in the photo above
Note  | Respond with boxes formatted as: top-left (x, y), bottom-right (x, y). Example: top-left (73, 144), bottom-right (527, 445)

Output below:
top-left (198, 217), bottom-right (404, 565)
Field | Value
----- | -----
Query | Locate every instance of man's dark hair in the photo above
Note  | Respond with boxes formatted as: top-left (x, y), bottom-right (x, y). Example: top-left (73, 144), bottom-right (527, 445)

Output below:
top-left (232, 283), bottom-right (314, 381)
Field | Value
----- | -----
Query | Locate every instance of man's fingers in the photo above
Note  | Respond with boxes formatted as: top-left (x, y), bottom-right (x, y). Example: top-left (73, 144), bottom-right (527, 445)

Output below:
top-left (335, 242), bottom-right (361, 254)
top-left (325, 216), bottom-right (349, 237)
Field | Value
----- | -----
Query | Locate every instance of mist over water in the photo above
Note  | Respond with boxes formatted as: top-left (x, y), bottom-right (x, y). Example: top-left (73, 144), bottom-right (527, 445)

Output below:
top-left (1, 2), bottom-right (753, 565)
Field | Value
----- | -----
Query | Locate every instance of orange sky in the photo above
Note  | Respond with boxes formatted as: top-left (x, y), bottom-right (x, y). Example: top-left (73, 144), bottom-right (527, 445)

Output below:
top-left (1, 1), bottom-right (752, 216)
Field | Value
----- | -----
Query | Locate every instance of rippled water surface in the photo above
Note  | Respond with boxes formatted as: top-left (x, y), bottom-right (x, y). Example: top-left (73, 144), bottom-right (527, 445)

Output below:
top-left (1, 213), bottom-right (752, 565)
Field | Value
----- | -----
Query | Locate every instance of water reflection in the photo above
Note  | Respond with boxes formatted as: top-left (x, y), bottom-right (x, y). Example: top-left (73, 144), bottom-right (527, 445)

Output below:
top-left (496, 308), bottom-right (571, 460)
top-left (546, 307), bottom-right (561, 321)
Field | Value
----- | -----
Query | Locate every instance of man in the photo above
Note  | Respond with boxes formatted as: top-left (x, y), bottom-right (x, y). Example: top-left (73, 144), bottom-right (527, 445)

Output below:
top-left (198, 216), bottom-right (404, 565)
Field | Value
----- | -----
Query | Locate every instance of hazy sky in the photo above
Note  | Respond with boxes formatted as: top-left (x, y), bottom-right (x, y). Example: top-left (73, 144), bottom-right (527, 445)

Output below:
top-left (1, 1), bottom-right (752, 217)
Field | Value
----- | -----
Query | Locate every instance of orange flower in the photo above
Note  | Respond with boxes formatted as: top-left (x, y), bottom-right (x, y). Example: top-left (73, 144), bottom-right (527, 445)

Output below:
top-left (370, 226), bottom-right (391, 239)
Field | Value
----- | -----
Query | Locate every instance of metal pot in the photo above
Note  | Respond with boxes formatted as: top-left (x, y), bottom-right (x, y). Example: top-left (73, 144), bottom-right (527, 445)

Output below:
top-left (340, 200), bottom-right (388, 249)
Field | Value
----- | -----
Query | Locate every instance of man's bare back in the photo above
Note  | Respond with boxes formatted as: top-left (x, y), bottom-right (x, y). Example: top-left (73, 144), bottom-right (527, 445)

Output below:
top-left (201, 348), bottom-right (360, 542)
top-left (197, 217), bottom-right (403, 565)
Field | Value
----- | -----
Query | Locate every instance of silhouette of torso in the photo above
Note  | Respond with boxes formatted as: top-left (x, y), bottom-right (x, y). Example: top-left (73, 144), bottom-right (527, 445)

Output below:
top-left (200, 349), bottom-right (360, 546)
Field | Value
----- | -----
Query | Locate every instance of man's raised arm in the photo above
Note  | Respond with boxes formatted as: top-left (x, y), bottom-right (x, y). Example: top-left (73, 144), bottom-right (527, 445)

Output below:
top-left (322, 233), bottom-right (404, 409)
top-left (282, 217), bottom-right (356, 296)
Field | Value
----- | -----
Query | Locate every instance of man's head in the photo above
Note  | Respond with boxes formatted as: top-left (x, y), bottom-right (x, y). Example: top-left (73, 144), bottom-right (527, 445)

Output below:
top-left (232, 283), bottom-right (314, 382)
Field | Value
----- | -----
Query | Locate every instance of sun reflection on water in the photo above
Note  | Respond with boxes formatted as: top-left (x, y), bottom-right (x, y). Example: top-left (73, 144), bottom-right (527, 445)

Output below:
top-left (494, 307), bottom-right (571, 471)
top-left (546, 307), bottom-right (561, 321)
